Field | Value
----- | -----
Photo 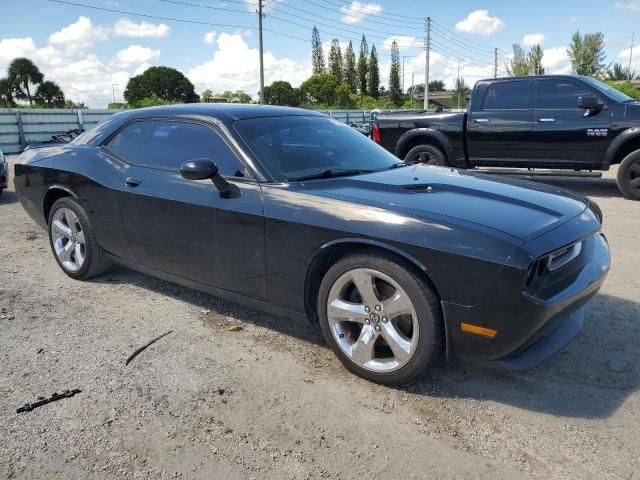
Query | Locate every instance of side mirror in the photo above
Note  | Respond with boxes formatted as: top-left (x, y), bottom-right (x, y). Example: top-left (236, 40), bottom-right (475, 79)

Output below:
top-left (577, 95), bottom-right (601, 110)
top-left (180, 158), bottom-right (218, 180)
top-left (180, 158), bottom-right (237, 196)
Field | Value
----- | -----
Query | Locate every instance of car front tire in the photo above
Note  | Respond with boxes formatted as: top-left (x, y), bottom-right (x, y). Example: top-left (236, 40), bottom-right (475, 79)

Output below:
top-left (48, 197), bottom-right (112, 279)
top-left (617, 150), bottom-right (640, 200)
top-left (317, 250), bottom-right (443, 385)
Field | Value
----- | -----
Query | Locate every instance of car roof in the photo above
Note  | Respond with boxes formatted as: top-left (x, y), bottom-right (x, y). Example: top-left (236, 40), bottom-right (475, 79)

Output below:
top-left (115, 103), bottom-right (325, 122)
top-left (476, 74), bottom-right (589, 84)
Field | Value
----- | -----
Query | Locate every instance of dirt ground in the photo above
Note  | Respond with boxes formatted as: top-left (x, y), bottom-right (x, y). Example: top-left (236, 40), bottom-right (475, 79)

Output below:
top-left (0, 155), bottom-right (638, 480)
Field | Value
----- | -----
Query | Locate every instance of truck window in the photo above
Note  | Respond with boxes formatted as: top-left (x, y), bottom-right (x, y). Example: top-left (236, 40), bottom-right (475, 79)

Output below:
top-left (535, 79), bottom-right (594, 109)
top-left (482, 81), bottom-right (529, 110)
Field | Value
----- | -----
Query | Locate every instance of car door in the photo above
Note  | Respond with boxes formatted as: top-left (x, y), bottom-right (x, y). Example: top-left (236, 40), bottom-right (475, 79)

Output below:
top-left (531, 78), bottom-right (612, 167)
top-left (467, 79), bottom-right (533, 165)
top-left (104, 118), bottom-right (267, 301)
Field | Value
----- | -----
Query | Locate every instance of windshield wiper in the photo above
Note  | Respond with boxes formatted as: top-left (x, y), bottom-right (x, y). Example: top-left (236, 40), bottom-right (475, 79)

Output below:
top-left (291, 169), bottom-right (372, 181)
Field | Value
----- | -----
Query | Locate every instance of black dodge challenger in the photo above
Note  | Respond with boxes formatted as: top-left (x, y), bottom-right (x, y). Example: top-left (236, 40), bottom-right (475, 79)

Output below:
top-left (14, 104), bottom-right (610, 384)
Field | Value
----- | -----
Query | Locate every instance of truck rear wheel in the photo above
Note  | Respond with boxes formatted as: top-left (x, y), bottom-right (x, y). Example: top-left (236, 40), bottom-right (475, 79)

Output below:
top-left (617, 150), bottom-right (640, 200)
top-left (404, 144), bottom-right (447, 166)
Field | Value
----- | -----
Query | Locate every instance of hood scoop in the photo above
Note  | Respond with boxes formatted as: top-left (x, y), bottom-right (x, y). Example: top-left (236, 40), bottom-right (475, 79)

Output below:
top-left (402, 184), bottom-right (434, 193)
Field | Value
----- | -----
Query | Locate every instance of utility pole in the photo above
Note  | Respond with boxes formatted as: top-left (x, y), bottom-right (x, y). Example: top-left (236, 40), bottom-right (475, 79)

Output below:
top-left (457, 60), bottom-right (463, 109)
top-left (410, 69), bottom-right (415, 108)
top-left (629, 32), bottom-right (635, 82)
top-left (111, 84), bottom-right (118, 104)
top-left (424, 16), bottom-right (430, 110)
top-left (494, 48), bottom-right (498, 78)
top-left (257, 1), bottom-right (265, 104)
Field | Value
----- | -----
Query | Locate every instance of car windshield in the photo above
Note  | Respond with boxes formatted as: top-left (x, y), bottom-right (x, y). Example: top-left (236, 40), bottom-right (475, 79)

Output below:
top-left (580, 76), bottom-right (635, 103)
top-left (234, 115), bottom-right (400, 181)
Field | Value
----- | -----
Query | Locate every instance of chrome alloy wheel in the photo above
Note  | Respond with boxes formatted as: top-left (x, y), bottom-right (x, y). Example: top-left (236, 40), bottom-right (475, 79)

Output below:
top-left (50, 207), bottom-right (86, 273)
top-left (326, 268), bottom-right (419, 373)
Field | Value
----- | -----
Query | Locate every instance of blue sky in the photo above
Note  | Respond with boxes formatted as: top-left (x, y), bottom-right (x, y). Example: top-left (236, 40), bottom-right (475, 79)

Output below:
top-left (2, 0), bottom-right (639, 107)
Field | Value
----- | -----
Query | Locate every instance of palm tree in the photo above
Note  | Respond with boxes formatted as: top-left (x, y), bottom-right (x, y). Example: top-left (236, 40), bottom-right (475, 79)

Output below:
top-left (0, 77), bottom-right (16, 107)
top-left (35, 80), bottom-right (65, 108)
top-left (8, 57), bottom-right (44, 106)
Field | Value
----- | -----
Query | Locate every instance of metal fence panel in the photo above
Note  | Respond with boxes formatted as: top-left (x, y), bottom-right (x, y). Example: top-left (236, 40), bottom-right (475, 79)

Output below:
top-left (0, 108), bottom-right (375, 154)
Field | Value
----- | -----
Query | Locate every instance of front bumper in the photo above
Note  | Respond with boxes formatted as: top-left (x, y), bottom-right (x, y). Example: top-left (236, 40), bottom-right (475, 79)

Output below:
top-left (444, 231), bottom-right (610, 370)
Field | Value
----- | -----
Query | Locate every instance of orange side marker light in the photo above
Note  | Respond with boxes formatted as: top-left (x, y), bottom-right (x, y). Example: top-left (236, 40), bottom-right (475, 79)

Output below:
top-left (460, 323), bottom-right (498, 338)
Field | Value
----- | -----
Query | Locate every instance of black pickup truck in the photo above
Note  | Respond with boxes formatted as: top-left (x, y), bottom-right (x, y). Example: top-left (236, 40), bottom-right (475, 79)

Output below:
top-left (373, 75), bottom-right (640, 199)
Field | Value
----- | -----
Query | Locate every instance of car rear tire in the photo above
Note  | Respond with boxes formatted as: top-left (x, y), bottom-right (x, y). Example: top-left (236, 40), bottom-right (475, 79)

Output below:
top-left (404, 144), bottom-right (447, 166)
top-left (317, 250), bottom-right (443, 385)
top-left (48, 197), bottom-right (112, 279)
top-left (617, 150), bottom-right (640, 200)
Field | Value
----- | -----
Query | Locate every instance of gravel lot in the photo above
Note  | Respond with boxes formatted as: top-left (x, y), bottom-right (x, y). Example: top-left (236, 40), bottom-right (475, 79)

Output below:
top-left (1, 155), bottom-right (639, 479)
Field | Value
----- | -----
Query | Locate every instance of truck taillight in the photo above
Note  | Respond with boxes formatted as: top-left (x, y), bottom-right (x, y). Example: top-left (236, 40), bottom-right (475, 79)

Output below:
top-left (372, 122), bottom-right (381, 143)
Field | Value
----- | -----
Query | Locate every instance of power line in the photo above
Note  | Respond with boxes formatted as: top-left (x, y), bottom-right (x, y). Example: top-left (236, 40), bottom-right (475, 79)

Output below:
top-left (295, 0), bottom-right (422, 30)
top-left (46, 0), bottom-right (314, 44)
top-left (430, 19), bottom-right (495, 50)
top-left (159, 0), bottom-right (251, 15)
top-left (273, 0), bottom-right (421, 35)
top-left (306, 0), bottom-right (424, 23)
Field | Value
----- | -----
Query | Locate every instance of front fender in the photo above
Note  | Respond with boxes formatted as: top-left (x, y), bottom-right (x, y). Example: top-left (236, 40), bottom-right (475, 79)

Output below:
top-left (604, 126), bottom-right (640, 168)
top-left (395, 128), bottom-right (455, 164)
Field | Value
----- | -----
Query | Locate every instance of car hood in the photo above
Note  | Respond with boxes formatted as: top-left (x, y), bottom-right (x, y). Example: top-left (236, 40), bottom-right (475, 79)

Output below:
top-left (300, 165), bottom-right (589, 242)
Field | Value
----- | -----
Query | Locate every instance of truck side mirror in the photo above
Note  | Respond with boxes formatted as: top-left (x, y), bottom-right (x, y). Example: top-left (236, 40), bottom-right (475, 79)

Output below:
top-left (577, 95), bottom-right (601, 110)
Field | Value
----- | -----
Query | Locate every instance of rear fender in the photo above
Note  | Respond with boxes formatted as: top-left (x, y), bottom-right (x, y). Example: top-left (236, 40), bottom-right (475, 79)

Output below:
top-left (395, 128), bottom-right (455, 164)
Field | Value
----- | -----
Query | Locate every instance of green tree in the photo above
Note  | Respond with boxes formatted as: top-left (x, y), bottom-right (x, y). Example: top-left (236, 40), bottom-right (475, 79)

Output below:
top-left (606, 81), bottom-right (640, 99)
top-left (311, 26), bottom-right (325, 75)
top-left (342, 41), bottom-right (357, 93)
top-left (200, 89), bottom-right (214, 102)
top-left (506, 44), bottom-right (532, 76)
top-left (328, 39), bottom-right (343, 83)
top-left (357, 35), bottom-right (368, 95)
top-left (264, 80), bottom-right (301, 106)
top-left (220, 90), bottom-right (252, 103)
top-left (8, 57), bottom-right (44, 106)
top-left (453, 77), bottom-right (471, 108)
top-left (389, 40), bottom-right (402, 106)
top-left (34, 80), bottom-right (65, 108)
top-left (300, 73), bottom-right (338, 105)
top-left (124, 66), bottom-right (199, 105)
top-left (0, 77), bottom-right (16, 107)
top-left (568, 31), bottom-right (606, 77)
top-left (367, 44), bottom-right (380, 98)
top-left (335, 82), bottom-right (354, 107)
top-left (428, 80), bottom-right (445, 91)
top-left (529, 44), bottom-right (544, 75)
top-left (605, 63), bottom-right (638, 81)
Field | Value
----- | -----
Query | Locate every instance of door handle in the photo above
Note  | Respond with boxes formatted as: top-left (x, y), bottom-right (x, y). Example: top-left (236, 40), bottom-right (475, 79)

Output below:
top-left (125, 177), bottom-right (141, 188)
top-left (538, 118), bottom-right (555, 123)
top-left (474, 118), bottom-right (490, 123)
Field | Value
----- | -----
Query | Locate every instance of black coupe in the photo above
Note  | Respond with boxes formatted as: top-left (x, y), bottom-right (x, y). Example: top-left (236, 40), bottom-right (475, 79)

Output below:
top-left (14, 104), bottom-right (610, 384)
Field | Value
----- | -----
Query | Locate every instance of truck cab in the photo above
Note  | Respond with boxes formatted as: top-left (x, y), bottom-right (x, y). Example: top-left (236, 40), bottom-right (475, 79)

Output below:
top-left (375, 75), bottom-right (640, 200)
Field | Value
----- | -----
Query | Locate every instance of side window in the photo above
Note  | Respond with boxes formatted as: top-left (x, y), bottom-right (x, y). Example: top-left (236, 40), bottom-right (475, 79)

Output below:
top-left (535, 80), bottom-right (594, 109)
top-left (105, 121), bottom-right (150, 161)
top-left (482, 81), bottom-right (530, 110)
top-left (110, 120), bottom-right (247, 177)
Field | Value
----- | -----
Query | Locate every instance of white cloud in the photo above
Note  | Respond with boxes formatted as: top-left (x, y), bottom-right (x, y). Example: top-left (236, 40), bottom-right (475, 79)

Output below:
top-left (341, 1), bottom-right (383, 24)
top-left (187, 33), bottom-right (310, 95)
top-left (203, 31), bottom-right (217, 45)
top-left (382, 35), bottom-right (422, 51)
top-left (49, 16), bottom-right (108, 54)
top-left (133, 63), bottom-right (152, 76)
top-left (114, 45), bottom-right (160, 67)
top-left (113, 17), bottom-right (170, 38)
top-left (522, 33), bottom-right (545, 47)
top-left (616, 1), bottom-right (640, 12)
top-left (543, 46), bottom-right (571, 74)
top-left (618, 43), bottom-right (640, 70)
top-left (455, 10), bottom-right (505, 37)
